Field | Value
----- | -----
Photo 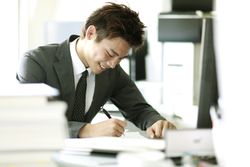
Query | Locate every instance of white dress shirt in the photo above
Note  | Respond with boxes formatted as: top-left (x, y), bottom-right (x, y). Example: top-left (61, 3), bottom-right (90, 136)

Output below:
top-left (70, 38), bottom-right (95, 113)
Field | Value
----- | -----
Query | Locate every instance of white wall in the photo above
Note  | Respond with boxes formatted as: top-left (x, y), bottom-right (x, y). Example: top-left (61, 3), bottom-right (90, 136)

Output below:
top-left (212, 1), bottom-right (250, 166)
top-left (0, 1), bottom-right (19, 84)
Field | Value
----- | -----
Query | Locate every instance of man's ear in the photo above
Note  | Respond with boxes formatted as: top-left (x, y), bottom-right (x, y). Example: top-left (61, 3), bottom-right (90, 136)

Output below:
top-left (85, 25), bottom-right (97, 40)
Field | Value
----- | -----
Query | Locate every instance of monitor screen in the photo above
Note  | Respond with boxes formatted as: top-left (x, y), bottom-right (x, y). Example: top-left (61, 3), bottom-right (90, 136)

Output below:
top-left (171, 0), bottom-right (213, 12)
top-left (197, 18), bottom-right (219, 128)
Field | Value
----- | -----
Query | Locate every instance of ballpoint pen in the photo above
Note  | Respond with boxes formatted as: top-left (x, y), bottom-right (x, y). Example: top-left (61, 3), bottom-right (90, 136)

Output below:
top-left (101, 106), bottom-right (112, 119)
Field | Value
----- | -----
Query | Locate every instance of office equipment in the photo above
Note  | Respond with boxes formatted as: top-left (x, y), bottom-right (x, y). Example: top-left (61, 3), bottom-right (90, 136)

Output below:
top-left (158, 11), bottom-right (217, 128)
top-left (197, 18), bottom-right (218, 129)
top-left (165, 129), bottom-right (214, 157)
top-left (170, 0), bottom-right (213, 12)
top-left (158, 12), bottom-right (202, 42)
top-left (158, 12), bottom-right (200, 125)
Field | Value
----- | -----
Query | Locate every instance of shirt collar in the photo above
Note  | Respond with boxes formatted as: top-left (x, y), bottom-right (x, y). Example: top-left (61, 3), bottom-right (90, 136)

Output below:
top-left (70, 37), bottom-right (87, 76)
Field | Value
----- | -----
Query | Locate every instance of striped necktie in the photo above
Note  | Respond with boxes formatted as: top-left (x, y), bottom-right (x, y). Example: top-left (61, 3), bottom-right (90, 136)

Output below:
top-left (72, 70), bottom-right (88, 121)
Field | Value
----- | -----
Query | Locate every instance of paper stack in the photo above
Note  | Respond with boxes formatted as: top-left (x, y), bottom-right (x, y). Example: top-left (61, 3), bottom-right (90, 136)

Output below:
top-left (0, 83), bottom-right (68, 167)
top-left (62, 136), bottom-right (165, 155)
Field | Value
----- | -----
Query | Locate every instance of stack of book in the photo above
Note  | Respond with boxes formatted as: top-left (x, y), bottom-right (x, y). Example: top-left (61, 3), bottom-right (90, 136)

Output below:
top-left (0, 83), bottom-right (68, 167)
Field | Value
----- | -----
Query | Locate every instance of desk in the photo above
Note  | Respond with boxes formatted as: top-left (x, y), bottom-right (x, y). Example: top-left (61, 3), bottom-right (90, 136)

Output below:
top-left (53, 130), bottom-right (170, 167)
top-left (53, 152), bottom-right (117, 167)
top-left (53, 152), bottom-right (218, 167)
top-left (53, 113), bottom-right (218, 167)
top-left (53, 151), bottom-right (175, 167)
top-left (52, 130), bottom-right (218, 167)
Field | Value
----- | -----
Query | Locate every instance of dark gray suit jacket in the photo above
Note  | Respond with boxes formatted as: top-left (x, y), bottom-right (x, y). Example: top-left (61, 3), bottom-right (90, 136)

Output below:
top-left (17, 35), bottom-right (165, 137)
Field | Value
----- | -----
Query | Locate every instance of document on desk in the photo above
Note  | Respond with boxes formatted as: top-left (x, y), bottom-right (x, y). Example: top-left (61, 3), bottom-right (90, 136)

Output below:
top-left (63, 135), bottom-right (165, 155)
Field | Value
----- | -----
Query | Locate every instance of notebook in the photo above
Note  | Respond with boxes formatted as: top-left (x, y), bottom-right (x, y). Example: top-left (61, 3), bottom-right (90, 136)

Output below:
top-left (165, 129), bottom-right (215, 157)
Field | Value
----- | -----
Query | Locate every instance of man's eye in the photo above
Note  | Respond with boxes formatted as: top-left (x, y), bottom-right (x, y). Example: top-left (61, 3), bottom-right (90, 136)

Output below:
top-left (106, 51), bottom-right (113, 57)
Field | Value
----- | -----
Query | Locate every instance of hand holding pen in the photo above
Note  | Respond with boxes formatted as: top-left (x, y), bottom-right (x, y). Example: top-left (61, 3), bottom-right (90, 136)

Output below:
top-left (101, 106), bottom-right (126, 137)
top-left (78, 107), bottom-right (127, 138)
top-left (78, 106), bottom-right (127, 138)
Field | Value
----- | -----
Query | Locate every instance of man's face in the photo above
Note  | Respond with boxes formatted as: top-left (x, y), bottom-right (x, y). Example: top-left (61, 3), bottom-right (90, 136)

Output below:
top-left (85, 37), bottom-right (130, 74)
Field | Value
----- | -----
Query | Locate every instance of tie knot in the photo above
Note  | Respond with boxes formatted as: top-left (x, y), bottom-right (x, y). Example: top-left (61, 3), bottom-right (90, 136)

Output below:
top-left (81, 70), bottom-right (88, 78)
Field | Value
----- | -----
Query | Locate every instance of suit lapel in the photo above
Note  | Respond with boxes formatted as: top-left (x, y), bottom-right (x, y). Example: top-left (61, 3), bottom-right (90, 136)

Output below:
top-left (51, 35), bottom-right (114, 121)
top-left (53, 37), bottom-right (77, 119)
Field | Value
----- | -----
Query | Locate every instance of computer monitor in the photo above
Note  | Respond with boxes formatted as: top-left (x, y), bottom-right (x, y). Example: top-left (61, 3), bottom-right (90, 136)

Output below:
top-left (171, 0), bottom-right (213, 12)
top-left (197, 18), bottom-right (219, 129)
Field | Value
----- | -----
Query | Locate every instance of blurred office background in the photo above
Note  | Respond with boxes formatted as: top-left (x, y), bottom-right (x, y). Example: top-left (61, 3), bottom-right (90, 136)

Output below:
top-left (1, 0), bottom-right (213, 127)
top-left (1, 1), bottom-right (250, 165)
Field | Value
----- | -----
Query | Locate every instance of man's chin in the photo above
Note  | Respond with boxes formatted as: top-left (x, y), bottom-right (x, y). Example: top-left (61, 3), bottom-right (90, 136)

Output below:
top-left (92, 68), bottom-right (103, 75)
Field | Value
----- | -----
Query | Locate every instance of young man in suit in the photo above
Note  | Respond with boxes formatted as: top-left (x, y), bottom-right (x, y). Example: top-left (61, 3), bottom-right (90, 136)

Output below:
top-left (17, 2), bottom-right (175, 138)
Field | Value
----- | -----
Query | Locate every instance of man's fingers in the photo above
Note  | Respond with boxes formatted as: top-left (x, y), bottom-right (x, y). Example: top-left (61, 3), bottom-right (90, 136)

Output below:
top-left (154, 122), bottom-right (163, 138)
top-left (109, 119), bottom-right (127, 136)
top-left (162, 125), bottom-right (167, 138)
top-left (146, 128), bottom-right (155, 139)
top-left (146, 120), bottom-right (177, 139)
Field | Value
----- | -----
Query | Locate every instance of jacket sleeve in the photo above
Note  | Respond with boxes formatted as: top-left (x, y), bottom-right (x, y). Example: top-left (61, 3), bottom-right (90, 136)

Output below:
top-left (110, 66), bottom-right (165, 130)
top-left (16, 51), bottom-right (46, 83)
top-left (67, 121), bottom-right (87, 138)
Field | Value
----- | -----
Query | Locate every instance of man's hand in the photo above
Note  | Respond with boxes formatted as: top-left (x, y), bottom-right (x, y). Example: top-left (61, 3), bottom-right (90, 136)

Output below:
top-left (146, 120), bottom-right (176, 139)
top-left (78, 119), bottom-right (127, 138)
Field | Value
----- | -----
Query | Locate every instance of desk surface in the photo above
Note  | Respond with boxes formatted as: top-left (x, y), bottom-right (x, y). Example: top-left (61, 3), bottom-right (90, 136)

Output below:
top-left (53, 131), bottom-right (168, 167)
top-left (53, 152), bottom-right (117, 167)
top-left (53, 151), bottom-right (177, 167)
top-left (53, 113), bottom-right (218, 167)
top-left (52, 130), bottom-right (218, 167)
top-left (53, 152), bottom-right (218, 167)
